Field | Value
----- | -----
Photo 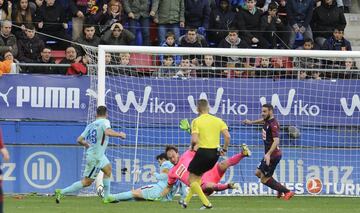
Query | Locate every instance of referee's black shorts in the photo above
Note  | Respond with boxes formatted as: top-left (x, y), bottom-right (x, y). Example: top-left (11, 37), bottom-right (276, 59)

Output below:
top-left (188, 148), bottom-right (219, 176)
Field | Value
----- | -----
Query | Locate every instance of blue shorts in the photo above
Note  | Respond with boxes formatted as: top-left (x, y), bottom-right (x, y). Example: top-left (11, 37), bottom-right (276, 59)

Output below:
top-left (140, 184), bottom-right (163, 201)
top-left (257, 155), bottom-right (282, 177)
top-left (83, 155), bottom-right (110, 179)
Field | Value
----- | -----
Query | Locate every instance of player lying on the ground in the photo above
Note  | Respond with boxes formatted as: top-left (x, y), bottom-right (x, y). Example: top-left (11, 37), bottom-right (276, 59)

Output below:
top-left (103, 153), bottom-right (187, 203)
top-left (160, 143), bottom-right (251, 200)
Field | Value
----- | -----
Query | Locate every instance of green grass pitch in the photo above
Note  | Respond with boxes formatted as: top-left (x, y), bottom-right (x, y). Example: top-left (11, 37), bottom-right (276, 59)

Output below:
top-left (5, 196), bottom-right (360, 213)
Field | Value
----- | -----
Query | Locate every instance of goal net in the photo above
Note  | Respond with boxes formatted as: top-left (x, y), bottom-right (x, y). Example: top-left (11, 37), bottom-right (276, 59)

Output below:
top-left (83, 45), bottom-right (360, 197)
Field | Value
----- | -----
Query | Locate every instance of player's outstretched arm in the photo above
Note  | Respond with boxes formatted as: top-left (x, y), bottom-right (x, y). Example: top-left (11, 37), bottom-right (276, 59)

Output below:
top-left (105, 128), bottom-right (126, 139)
top-left (243, 118), bottom-right (265, 125)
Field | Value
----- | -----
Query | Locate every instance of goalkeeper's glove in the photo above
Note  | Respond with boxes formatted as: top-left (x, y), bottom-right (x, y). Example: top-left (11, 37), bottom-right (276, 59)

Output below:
top-left (179, 119), bottom-right (191, 134)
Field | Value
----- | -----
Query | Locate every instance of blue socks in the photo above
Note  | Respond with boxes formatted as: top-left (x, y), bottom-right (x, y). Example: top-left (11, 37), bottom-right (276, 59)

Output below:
top-left (61, 181), bottom-right (83, 195)
top-left (103, 178), bottom-right (111, 198)
top-left (113, 191), bottom-right (133, 201)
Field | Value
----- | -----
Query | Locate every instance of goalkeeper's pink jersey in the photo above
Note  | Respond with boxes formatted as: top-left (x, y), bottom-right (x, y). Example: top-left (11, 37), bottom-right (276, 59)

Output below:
top-left (168, 150), bottom-right (195, 186)
top-left (167, 150), bottom-right (223, 186)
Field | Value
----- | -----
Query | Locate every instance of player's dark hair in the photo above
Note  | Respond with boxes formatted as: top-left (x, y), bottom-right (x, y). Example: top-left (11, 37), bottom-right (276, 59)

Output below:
top-left (165, 145), bottom-right (178, 153)
top-left (262, 104), bottom-right (274, 111)
top-left (96, 106), bottom-right (107, 116)
top-left (156, 153), bottom-right (168, 161)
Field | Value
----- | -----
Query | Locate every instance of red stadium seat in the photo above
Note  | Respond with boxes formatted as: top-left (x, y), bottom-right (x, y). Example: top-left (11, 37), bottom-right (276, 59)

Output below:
top-left (129, 53), bottom-right (155, 76)
top-left (52, 50), bottom-right (66, 63)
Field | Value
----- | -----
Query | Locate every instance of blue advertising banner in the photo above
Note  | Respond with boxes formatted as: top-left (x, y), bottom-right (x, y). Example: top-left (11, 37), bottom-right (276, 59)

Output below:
top-left (0, 75), bottom-right (359, 125)
top-left (0, 75), bottom-right (89, 121)
top-left (2, 146), bottom-right (360, 196)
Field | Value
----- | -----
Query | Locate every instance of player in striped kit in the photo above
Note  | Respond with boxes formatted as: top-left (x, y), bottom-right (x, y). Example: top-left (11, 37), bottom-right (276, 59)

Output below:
top-left (243, 104), bottom-right (294, 200)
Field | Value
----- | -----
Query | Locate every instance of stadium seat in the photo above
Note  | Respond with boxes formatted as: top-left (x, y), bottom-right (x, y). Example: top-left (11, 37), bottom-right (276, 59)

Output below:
top-left (52, 50), bottom-right (66, 63)
top-left (130, 53), bottom-right (155, 75)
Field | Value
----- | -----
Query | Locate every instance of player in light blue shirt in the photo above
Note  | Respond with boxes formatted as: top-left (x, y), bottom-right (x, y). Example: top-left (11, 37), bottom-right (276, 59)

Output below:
top-left (55, 106), bottom-right (126, 203)
top-left (103, 153), bottom-right (186, 203)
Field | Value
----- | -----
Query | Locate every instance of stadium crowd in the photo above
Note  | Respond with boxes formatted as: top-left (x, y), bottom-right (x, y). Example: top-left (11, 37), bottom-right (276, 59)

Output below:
top-left (0, 0), bottom-right (358, 79)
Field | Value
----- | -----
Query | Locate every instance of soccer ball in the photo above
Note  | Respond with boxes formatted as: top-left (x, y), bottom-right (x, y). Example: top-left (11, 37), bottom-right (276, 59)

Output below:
top-left (288, 126), bottom-right (300, 139)
top-left (96, 184), bottom-right (104, 198)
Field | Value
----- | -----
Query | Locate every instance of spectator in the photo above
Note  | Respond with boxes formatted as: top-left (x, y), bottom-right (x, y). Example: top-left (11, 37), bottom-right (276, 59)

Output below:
top-left (255, 57), bottom-right (273, 77)
top-left (123, 0), bottom-right (153, 46)
top-left (208, 0), bottom-right (236, 46)
top-left (179, 28), bottom-right (208, 64)
top-left (75, 24), bottom-right (100, 56)
top-left (155, 55), bottom-right (176, 77)
top-left (100, 22), bottom-right (135, 45)
top-left (151, 0), bottom-right (185, 45)
top-left (118, 52), bottom-right (136, 76)
top-left (32, 46), bottom-right (57, 74)
top-left (0, 21), bottom-right (18, 57)
top-left (58, 46), bottom-right (83, 74)
top-left (35, 0), bottom-right (69, 49)
top-left (98, 0), bottom-right (124, 34)
top-left (260, 2), bottom-right (286, 48)
top-left (12, 0), bottom-right (35, 38)
top-left (298, 70), bottom-right (308, 80)
top-left (105, 52), bottom-right (111, 65)
top-left (232, 0), bottom-right (268, 48)
top-left (341, 58), bottom-right (359, 79)
top-left (59, 46), bottom-right (89, 76)
top-left (159, 31), bottom-right (181, 65)
top-left (17, 24), bottom-right (45, 64)
top-left (311, 71), bottom-right (322, 80)
top-left (198, 55), bottom-right (221, 77)
top-left (297, 38), bottom-right (316, 50)
top-left (0, 0), bottom-right (11, 21)
top-left (295, 38), bottom-right (320, 71)
top-left (218, 29), bottom-right (249, 67)
top-left (0, 50), bottom-right (13, 75)
top-left (286, 0), bottom-right (314, 48)
top-left (321, 27), bottom-right (351, 51)
top-left (59, 46), bottom-right (79, 64)
top-left (66, 57), bottom-right (88, 75)
top-left (68, 0), bottom-right (106, 41)
top-left (312, 0), bottom-right (346, 48)
top-left (184, 0), bottom-right (210, 33)
top-left (175, 56), bottom-right (194, 78)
